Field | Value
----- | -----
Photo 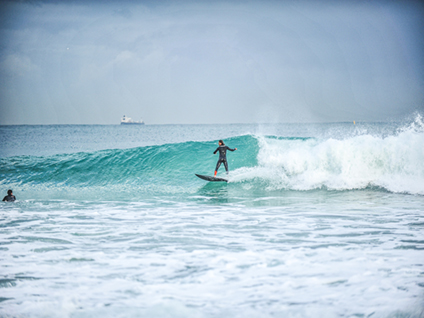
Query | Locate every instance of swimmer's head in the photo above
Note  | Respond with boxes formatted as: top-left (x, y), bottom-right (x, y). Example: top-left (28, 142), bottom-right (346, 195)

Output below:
top-left (7, 189), bottom-right (12, 195)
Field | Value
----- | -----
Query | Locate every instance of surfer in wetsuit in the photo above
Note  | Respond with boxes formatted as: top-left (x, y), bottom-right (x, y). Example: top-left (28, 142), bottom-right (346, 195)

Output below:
top-left (2, 190), bottom-right (16, 202)
top-left (213, 140), bottom-right (237, 176)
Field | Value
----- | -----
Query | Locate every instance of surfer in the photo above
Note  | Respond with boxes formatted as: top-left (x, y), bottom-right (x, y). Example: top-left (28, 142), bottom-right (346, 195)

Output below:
top-left (213, 140), bottom-right (237, 176)
top-left (2, 189), bottom-right (16, 202)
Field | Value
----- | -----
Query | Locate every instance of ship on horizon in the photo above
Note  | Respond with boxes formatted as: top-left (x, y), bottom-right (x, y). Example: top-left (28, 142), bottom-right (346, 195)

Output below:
top-left (120, 115), bottom-right (145, 125)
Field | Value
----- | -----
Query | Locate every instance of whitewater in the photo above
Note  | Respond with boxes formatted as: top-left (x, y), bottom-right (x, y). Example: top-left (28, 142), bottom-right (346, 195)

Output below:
top-left (0, 117), bottom-right (423, 317)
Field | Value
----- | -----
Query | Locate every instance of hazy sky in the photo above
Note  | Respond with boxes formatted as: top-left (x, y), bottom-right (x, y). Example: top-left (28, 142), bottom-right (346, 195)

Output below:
top-left (0, 0), bottom-right (423, 125)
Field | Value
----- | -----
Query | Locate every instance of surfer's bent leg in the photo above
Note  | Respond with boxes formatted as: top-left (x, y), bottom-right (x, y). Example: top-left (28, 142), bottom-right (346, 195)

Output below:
top-left (215, 160), bottom-right (222, 171)
top-left (215, 159), bottom-right (223, 176)
top-left (223, 160), bottom-right (228, 173)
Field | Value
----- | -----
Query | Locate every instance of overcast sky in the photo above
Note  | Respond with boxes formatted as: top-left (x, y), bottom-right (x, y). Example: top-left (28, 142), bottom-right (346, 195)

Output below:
top-left (0, 0), bottom-right (423, 125)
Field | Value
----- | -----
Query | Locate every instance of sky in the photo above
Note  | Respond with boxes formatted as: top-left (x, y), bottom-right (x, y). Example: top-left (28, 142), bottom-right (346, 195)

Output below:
top-left (0, 0), bottom-right (423, 125)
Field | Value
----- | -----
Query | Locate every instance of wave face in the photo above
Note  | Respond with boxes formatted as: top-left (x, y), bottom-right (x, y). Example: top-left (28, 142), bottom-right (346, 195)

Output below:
top-left (0, 135), bottom-right (258, 199)
top-left (1, 118), bottom-right (423, 199)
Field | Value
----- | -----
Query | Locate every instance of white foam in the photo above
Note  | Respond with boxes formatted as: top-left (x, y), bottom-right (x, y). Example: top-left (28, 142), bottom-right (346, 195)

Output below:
top-left (232, 118), bottom-right (424, 194)
top-left (1, 200), bottom-right (423, 318)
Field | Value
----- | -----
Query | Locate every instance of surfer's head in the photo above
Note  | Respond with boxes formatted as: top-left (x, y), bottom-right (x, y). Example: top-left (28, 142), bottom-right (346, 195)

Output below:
top-left (7, 189), bottom-right (12, 195)
top-left (219, 140), bottom-right (224, 145)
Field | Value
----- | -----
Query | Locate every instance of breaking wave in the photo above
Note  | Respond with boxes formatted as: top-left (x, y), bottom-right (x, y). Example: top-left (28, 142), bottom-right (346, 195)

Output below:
top-left (1, 116), bottom-right (423, 198)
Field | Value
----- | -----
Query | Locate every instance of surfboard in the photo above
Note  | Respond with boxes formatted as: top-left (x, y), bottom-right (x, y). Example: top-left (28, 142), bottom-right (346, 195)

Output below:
top-left (195, 174), bottom-right (228, 182)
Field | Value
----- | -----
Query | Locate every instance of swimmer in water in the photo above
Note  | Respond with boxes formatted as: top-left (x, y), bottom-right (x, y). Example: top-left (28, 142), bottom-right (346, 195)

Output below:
top-left (213, 140), bottom-right (237, 176)
top-left (2, 189), bottom-right (16, 202)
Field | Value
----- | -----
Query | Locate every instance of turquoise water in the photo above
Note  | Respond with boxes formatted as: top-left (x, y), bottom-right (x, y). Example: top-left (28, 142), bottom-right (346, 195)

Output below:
top-left (1, 118), bottom-right (424, 317)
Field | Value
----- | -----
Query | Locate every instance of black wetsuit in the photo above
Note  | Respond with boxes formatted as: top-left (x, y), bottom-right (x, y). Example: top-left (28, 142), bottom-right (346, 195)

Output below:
top-left (214, 145), bottom-right (236, 173)
top-left (2, 195), bottom-right (16, 202)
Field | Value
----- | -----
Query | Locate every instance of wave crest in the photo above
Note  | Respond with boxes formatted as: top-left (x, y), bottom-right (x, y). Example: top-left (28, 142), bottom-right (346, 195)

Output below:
top-left (232, 118), bottom-right (424, 194)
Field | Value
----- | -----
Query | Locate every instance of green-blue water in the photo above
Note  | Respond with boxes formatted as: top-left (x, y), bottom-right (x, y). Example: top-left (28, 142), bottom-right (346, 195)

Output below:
top-left (1, 118), bottom-right (423, 317)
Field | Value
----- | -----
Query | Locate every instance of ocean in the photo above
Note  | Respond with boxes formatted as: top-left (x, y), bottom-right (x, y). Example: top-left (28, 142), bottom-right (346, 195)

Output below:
top-left (1, 116), bottom-right (423, 317)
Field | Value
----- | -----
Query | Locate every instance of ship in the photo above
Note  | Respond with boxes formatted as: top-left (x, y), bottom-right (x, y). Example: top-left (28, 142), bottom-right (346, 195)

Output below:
top-left (120, 115), bottom-right (145, 125)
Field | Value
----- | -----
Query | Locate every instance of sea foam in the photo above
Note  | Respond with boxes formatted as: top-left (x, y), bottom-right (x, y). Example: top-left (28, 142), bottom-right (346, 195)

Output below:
top-left (233, 116), bottom-right (424, 194)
